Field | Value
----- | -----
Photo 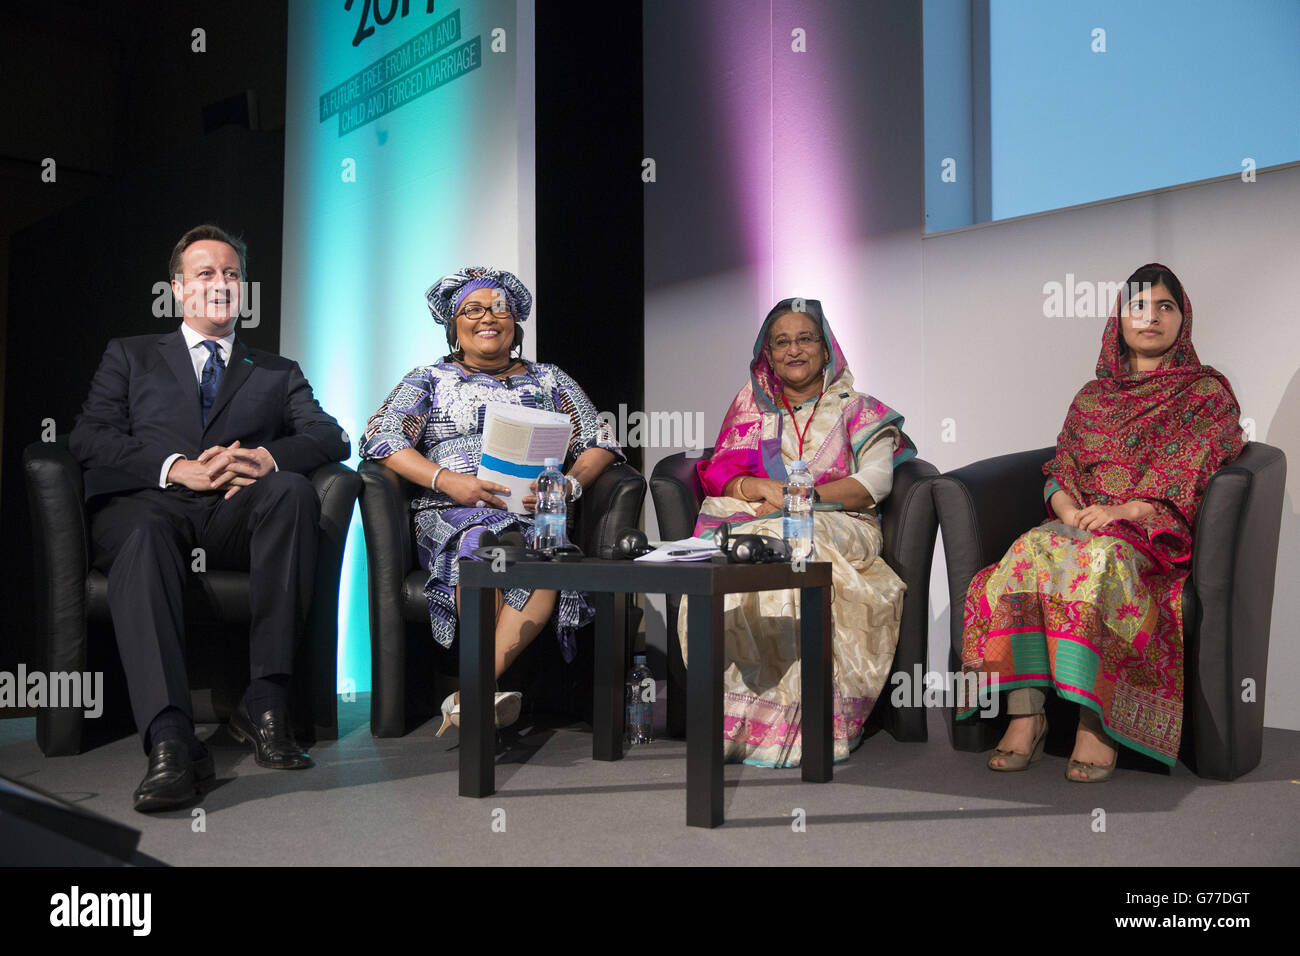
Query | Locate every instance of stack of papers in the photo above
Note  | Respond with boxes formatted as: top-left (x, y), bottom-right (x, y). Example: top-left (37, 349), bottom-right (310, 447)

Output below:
top-left (633, 536), bottom-right (721, 562)
top-left (476, 403), bottom-right (573, 514)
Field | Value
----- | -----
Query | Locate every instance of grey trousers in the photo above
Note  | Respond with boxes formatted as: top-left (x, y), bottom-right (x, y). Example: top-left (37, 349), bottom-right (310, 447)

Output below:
top-left (1007, 687), bottom-right (1046, 715)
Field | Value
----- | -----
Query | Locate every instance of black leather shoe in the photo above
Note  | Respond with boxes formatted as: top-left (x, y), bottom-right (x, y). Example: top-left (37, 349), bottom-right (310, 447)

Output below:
top-left (132, 741), bottom-right (215, 813)
top-left (228, 701), bottom-right (313, 769)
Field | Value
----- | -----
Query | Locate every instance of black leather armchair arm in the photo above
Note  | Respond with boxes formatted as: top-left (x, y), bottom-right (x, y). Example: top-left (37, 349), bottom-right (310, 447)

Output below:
top-left (932, 447), bottom-right (1056, 587)
top-left (576, 460), bottom-right (648, 557)
top-left (932, 446), bottom-right (1055, 751)
top-left (880, 458), bottom-right (939, 584)
top-left (577, 460), bottom-right (648, 685)
top-left (932, 447), bottom-right (1055, 654)
top-left (1183, 442), bottom-right (1287, 779)
top-left (357, 459), bottom-right (416, 738)
top-left (648, 448), bottom-right (709, 544)
top-left (301, 462), bottom-right (363, 741)
top-left (873, 457), bottom-right (939, 741)
top-left (648, 450), bottom-right (709, 737)
top-left (24, 440), bottom-right (92, 756)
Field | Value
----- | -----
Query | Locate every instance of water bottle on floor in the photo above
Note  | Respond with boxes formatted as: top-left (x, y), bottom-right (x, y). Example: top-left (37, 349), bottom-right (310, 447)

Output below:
top-left (625, 654), bottom-right (654, 745)
top-left (783, 460), bottom-right (815, 562)
top-left (533, 457), bottom-right (567, 551)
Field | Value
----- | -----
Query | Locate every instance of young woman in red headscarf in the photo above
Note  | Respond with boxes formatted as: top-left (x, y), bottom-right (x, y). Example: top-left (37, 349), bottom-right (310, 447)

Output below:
top-left (956, 264), bottom-right (1244, 781)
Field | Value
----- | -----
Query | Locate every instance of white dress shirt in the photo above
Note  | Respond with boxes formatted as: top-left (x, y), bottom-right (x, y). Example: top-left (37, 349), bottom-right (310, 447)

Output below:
top-left (845, 431), bottom-right (896, 504)
top-left (159, 324), bottom-right (276, 487)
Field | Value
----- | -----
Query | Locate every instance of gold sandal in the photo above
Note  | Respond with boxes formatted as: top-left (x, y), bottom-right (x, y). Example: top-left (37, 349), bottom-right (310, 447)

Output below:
top-left (987, 715), bottom-right (1048, 772)
top-left (1066, 708), bottom-right (1117, 781)
top-left (1065, 758), bottom-right (1116, 782)
top-left (436, 691), bottom-right (524, 737)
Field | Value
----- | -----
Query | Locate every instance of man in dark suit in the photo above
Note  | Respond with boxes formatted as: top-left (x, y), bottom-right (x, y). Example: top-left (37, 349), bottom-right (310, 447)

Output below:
top-left (69, 224), bottom-right (350, 812)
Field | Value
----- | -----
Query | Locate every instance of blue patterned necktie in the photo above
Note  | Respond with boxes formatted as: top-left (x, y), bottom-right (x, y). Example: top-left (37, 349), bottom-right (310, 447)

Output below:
top-left (199, 340), bottom-right (226, 426)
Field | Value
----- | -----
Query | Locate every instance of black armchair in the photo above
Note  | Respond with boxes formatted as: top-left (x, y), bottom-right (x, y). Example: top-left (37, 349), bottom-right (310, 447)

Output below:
top-left (932, 442), bottom-right (1287, 780)
top-left (23, 438), bottom-right (361, 756)
top-left (649, 448), bottom-right (940, 741)
top-left (359, 458), bottom-right (647, 736)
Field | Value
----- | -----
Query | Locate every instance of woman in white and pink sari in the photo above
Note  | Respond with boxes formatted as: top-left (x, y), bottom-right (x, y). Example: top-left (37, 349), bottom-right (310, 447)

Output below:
top-left (679, 298), bottom-right (916, 767)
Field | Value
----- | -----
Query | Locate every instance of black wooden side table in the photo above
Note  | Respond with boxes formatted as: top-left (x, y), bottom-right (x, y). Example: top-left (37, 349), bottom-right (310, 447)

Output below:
top-left (456, 556), bottom-right (833, 827)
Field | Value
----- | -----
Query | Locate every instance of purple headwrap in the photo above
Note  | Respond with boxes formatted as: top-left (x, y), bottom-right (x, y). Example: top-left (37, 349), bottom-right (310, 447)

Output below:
top-left (425, 266), bottom-right (533, 327)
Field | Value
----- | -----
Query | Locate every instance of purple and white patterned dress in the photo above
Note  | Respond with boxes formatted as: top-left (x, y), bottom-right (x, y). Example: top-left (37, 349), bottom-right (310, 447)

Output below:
top-left (359, 360), bottom-right (622, 660)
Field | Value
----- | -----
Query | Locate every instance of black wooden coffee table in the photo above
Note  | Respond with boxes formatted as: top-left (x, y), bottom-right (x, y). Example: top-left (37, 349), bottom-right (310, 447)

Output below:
top-left (456, 556), bottom-right (833, 827)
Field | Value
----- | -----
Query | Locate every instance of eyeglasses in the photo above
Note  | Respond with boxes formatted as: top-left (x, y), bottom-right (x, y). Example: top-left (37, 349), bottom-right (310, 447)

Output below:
top-left (456, 302), bottom-right (512, 321)
top-left (768, 333), bottom-right (822, 354)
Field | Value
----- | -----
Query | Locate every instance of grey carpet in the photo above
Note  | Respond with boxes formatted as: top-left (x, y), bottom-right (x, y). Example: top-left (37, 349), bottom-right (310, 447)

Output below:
top-left (2, 698), bottom-right (1297, 866)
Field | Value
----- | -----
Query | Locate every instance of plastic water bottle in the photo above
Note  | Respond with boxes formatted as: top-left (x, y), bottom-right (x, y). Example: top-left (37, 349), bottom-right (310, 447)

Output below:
top-left (783, 460), bottom-right (815, 562)
top-left (625, 654), bottom-right (654, 745)
top-left (532, 457), bottom-right (567, 551)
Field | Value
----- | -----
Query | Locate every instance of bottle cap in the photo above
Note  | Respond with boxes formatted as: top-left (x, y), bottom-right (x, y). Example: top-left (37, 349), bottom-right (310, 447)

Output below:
top-left (544, 457), bottom-right (560, 468)
top-left (633, 653), bottom-right (647, 664)
top-left (791, 460), bottom-right (806, 469)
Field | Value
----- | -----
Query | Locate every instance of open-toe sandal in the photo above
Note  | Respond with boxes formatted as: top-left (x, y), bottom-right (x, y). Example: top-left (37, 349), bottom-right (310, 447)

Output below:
top-left (987, 715), bottom-right (1048, 772)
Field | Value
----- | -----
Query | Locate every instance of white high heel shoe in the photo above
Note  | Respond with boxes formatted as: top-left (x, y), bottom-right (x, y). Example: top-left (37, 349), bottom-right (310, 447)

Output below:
top-left (436, 690), bottom-right (523, 737)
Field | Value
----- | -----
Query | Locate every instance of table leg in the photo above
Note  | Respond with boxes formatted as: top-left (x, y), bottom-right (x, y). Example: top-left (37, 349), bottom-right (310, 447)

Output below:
top-left (592, 590), bottom-right (627, 761)
top-left (686, 593), bottom-right (725, 827)
top-left (800, 584), bottom-right (833, 783)
top-left (458, 585), bottom-right (497, 798)
top-left (666, 596), bottom-right (687, 738)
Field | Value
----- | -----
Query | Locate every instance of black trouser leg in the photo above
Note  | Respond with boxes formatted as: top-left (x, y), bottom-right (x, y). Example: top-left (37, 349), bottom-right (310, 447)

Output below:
top-left (200, 471), bottom-right (320, 682)
top-left (90, 491), bottom-right (201, 747)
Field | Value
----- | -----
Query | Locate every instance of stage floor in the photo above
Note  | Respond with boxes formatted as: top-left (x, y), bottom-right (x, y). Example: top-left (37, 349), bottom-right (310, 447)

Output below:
top-left (3, 697), bottom-right (1297, 866)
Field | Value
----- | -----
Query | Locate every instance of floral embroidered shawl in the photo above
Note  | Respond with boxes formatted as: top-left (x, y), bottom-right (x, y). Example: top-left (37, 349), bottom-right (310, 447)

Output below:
top-left (1043, 263), bottom-right (1244, 572)
top-left (695, 298), bottom-right (915, 520)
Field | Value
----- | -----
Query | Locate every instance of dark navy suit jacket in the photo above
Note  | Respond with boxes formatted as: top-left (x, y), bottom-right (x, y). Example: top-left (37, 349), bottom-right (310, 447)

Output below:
top-left (69, 329), bottom-right (349, 500)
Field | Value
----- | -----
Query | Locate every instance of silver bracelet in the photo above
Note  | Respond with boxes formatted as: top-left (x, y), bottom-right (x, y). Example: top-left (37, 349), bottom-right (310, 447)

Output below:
top-left (430, 465), bottom-right (445, 491)
top-left (566, 474), bottom-right (583, 501)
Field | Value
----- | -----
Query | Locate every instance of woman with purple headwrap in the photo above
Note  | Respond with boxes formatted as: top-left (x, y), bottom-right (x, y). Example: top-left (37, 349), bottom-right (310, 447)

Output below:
top-left (359, 267), bottom-right (621, 735)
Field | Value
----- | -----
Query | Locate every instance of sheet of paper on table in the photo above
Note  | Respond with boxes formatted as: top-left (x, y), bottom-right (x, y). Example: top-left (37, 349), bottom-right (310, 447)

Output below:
top-left (634, 536), bottom-right (721, 562)
top-left (476, 403), bottom-right (573, 514)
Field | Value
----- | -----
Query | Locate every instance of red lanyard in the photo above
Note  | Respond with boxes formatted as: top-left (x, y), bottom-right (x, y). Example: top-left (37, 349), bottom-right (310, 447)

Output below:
top-left (781, 391), bottom-right (823, 460)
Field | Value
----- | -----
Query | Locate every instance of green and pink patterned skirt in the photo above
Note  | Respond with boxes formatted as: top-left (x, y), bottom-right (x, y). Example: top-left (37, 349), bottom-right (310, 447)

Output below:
top-left (956, 522), bottom-right (1185, 765)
